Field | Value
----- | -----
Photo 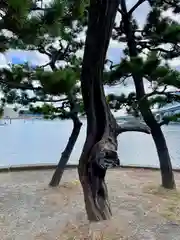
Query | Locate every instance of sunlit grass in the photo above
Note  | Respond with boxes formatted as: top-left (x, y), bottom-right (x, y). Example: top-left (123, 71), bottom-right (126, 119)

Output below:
top-left (60, 179), bottom-right (80, 189)
top-left (143, 184), bottom-right (180, 198)
top-left (143, 184), bottom-right (180, 223)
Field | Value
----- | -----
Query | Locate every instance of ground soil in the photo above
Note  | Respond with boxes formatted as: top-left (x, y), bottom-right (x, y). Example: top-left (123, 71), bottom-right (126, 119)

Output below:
top-left (0, 168), bottom-right (180, 240)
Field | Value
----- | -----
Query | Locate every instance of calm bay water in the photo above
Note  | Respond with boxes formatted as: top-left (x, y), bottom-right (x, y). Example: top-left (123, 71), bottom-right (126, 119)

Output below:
top-left (0, 119), bottom-right (180, 169)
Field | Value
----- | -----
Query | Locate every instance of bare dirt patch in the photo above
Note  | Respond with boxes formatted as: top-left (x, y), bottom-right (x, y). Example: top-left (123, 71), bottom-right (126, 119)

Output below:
top-left (0, 168), bottom-right (180, 240)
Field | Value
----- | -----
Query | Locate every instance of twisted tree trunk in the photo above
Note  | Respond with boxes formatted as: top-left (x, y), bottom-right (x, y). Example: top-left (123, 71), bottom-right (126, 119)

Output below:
top-left (78, 0), bottom-right (120, 221)
top-left (77, 0), bottom-right (151, 221)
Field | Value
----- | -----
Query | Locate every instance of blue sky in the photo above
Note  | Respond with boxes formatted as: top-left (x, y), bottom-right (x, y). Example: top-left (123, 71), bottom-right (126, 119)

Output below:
top-left (2, 47), bottom-right (123, 66)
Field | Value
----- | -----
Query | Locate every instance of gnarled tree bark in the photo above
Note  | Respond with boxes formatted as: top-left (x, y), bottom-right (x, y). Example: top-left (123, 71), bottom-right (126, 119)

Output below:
top-left (78, 0), bottom-right (120, 221)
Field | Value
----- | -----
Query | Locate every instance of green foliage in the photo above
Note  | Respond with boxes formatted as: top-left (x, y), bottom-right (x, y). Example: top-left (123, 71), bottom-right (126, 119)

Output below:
top-left (108, 59), bottom-right (131, 84)
top-left (29, 103), bottom-right (65, 119)
top-left (163, 113), bottom-right (180, 124)
top-left (142, 52), bottom-right (160, 75)
top-left (0, 0), bottom-right (88, 120)
top-left (142, 53), bottom-right (180, 87)
top-left (107, 92), bottom-right (140, 117)
top-left (109, 52), bottom-right (180, 88)
top-left (108, 0), bottom-right (180, 125)
top-left (0, 0), bottom-right (88, 49)
top-left (36, 67), bottom-right (79, 95)
top-left (28, 95), bottom-right (84, 119)
top-left (148, 96), bottom-right (168, 109)
top-left (2, 0), bottom-right (32, 32)
top-left (149, 0), bottom-right (180, 14)
top-left (107, 93), bottom-right (127, 111)
top-left (0, 64), bottom-right (79, 103)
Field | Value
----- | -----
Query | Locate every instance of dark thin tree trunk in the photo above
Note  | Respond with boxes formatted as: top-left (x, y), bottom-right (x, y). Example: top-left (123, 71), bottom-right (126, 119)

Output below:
top-left (120, 0), bottom-right (175, 189)
top-left (78, 0), bottom-right (120, 221)
top-left (49, 59), bottom-right (82, 187)
top-left (150, 121), bottom-right (175, 189)
top-left (49, 114), bottom-right (82, 187)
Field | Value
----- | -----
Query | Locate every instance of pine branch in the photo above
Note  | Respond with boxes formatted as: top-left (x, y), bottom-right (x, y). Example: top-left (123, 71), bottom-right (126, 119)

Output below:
top-left (30, 7), bottom-right (52, 11)
top-left (28, 97), bottom-right (68, 103)
top-left (40, 42), bottom-right (72, 71)
top-left (128, 0), bottom-right (146, 15)
top-left (118, 8), bottom-right (124, 15)
top-left (38, 46), bottom-right (51, 57)
top-left (0, 79), bottom-right (42, 91)
top-left (135, 29), bottom-right (144, 33)
top-left (144, 44), bottom-right (180, 55)
top-left (143, 85), bottom-right (168, 99)
top-left (105, 59), bottom-right (119, 70)
top-left (139, 86), bottom-right (180, 106)
top-left (55, 42), bottom-right (71, 62)
top-left (146, 46), bottom-right (172, 53)
top-left (159, 120), bottom-right (168, 127)
top-left (40, 62), bottom-right (51, 68)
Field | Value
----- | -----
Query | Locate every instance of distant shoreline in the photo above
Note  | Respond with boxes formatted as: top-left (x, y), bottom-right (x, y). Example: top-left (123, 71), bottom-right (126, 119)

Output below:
top-left (1, 163), bottom-right (180, 173)
top-left (1, 118), bottom-right (180, 126)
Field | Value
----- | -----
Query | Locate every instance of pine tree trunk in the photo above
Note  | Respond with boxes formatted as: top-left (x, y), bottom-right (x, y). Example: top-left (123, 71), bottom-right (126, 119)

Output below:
top-left (150, 121), bottom-right (175, 189)
top-left (78, 0), bottom-right (120, 221)
top-left (137, 98), bottom-right (175, 189)
top-left (120, 0), bottom-right (175, 189)
top-left (49, 114), bottom-right (82, 187)
top-left (48, 60), bottom-right (82, 187)
top-left (137, 93), bottom-right (175, 189)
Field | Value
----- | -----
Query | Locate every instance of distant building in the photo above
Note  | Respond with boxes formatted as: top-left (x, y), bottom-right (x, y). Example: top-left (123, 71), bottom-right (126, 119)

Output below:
top-left (2, 107), bottom-right (44, 119)
top-left (18, 110), bottom-right (43, 119)
top-left (3, 107), bottom-right (19, 119)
